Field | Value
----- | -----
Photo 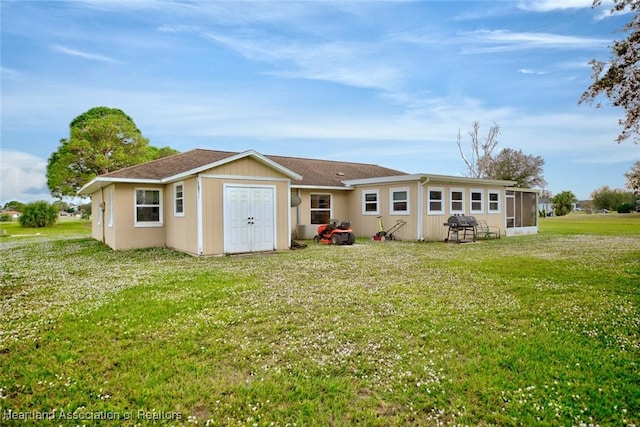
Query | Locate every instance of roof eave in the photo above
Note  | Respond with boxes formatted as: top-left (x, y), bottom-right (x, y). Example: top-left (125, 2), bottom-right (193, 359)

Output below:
top-left (77, 177), bottom-right (163, 196)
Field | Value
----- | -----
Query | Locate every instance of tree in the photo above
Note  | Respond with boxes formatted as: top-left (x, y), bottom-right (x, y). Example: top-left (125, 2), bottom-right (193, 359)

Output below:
top-left (485, 148), bottom-right (547, 189)
top-left (590, 185), bottom-right (635, 210)
top-left (455, 121), bottom-right (500, 178)
top-left (580, 0), bottom-right (640, 144)
top-left (455, 121), bottom-right (546, 188)
top-left (3, 201), bottom-right (26, 212)
top-left (19, 201), bottom-right (58, 228)
top-left (46, 107), bottom-right (179, 198)
top-left (551, 190), bottom-right (577, 216)
top-left (625, 160), bottom-right (640, 192)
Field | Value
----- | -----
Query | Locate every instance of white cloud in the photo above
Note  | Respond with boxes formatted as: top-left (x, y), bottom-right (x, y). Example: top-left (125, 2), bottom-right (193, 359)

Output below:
top-left (51, 45), bottom-right (122, 64)
top-left (0, 150), bottom-right (51, 204)
top-left (518, 68), bottom-right (548, 75)
top-left (517, 0), bottom-right (595, 12)
top-left (463, 30), bottom-right (609, 53)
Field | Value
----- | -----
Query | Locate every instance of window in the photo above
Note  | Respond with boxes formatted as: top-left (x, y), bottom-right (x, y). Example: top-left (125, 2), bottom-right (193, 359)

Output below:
top-left (470, 189), bottom-right (483, 214)
top-left (427, 187), bottom-right (444, 215)
top-left (488, 190), bottom-right (500, 213)
top-left (362, 190), bottom-right (379, 215)
top-left (310, 194), bottom-right (331, 224)
top-left (174, 182), bottom-right (184, 217)
top-left (450, 188), bottom-right (464, 214)
top-left (135, 188), bottom-right (163, 226)
top-left (390, 187), bottom-right (409, 215)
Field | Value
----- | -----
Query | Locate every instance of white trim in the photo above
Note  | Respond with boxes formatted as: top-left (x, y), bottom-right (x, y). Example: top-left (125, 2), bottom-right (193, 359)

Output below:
top-left (200, 174), bottom-right (291, 182)
top-left (292, 184), bottom-right (352, 191)
top-left (470, 188), bottom-right (484, 214)
top-left (170, 150), bottom-right (301, 182)
top-left (362, 189), bottom-right (380, 215)
top-left (450, 187), bottom-right (465, 214)
top-left (174, 181), bottom-right (185, 217)
top-left (223, 183), bottom-right (278, 253)
top-left (488, 189), bottom-right (501, 214)
top-left (197, 176), bottom-right (203, 255)
top-left (78, 149), bottom-right (301, 196)
top-left (390, 187), bottom-right (410, 215)
top-left (416, 183), bottom-right (424, 240)
top-left (427, 186), bottom-right (445, 215)
top-left (310, 193), bottom-right (332, 224)
top-left (134, 187), bottom-right (163, 227)
top-left (343, 174), bottom-right (423, 187)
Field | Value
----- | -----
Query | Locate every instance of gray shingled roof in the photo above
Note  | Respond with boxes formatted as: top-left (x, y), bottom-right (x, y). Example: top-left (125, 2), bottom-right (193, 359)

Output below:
top-left (99, 149), bottom-right (408, 187)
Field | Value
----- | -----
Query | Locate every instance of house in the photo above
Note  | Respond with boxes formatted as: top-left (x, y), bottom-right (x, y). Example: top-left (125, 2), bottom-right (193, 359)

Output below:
top-left (78, 148), bottom-right (539, 255)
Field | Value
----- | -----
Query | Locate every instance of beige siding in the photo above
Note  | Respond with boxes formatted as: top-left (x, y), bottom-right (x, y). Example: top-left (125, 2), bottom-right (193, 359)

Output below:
top-left (104, 183), bottom-right (166, 250)
top-left (165, 178), bottom-right (198, 255)
top-left (200, 156), bottom-right (292, 255)
top-left (346, 182), bottom-right (420, 241)
top-left (202, 157), bottom-right (287, 179)
top-left (423, 185), bottom-right (506, 241)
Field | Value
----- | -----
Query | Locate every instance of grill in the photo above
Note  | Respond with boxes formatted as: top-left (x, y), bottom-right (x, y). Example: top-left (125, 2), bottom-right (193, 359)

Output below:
top-left (444, 215), bottom-right (477, 243)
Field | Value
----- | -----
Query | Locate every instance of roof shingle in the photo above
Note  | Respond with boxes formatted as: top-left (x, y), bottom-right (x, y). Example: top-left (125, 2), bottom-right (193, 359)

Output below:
top-left (99, 148), bottom-right (407, 187)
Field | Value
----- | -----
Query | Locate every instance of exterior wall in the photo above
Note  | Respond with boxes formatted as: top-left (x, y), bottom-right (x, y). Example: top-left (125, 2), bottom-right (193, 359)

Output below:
top-left (422, 185), bottom-right (506, 241)
top-left (346, 181), bottom-right (420, 241)
top-left (199, 157), bottom-right (292, 255)
top-left (165, 178), bottom-right (198, 255)
top-left (291, 188), bottom-right (353, 238)
top-left (110, 183), bottom-right (166, 250)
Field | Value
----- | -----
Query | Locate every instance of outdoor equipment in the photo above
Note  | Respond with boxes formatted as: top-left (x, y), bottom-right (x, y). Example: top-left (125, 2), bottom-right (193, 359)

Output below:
top-left (373, 216), bottom-right (407, 241)
top-left (314, 219), bottom-right (356, 245)
top-left (444, 215), bottom-right (477, 243)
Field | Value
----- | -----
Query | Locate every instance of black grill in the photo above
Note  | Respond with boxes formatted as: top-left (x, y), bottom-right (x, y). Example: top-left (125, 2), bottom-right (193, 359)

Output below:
top-left (444, 215), bottom-right (477, 243)
top-left (444, 215), bottom-right (478, 228)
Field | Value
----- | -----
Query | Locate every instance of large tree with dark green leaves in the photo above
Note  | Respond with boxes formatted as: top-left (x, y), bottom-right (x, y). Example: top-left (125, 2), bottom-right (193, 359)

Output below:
top-left (486, 148), bottom-right (547, 189)
top-left (580, 0), bottom-right (640, 144)
top-left (47, 107), bottom-right (178, 198)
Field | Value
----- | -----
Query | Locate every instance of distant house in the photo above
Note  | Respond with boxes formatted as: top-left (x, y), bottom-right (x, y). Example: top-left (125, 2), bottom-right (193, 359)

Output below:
top-left (78, 149), bottom-right (539, 255)
top-left (0, 210), bottom-right (21, 220)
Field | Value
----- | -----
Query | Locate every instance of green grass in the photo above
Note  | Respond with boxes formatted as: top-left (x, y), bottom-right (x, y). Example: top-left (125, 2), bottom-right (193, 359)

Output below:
top-left (0, 217), bottom-right (91, 240)
top-left (1, 215), bottom-right (639, 426)
top-left (539, 211), bottom-right (640, 235)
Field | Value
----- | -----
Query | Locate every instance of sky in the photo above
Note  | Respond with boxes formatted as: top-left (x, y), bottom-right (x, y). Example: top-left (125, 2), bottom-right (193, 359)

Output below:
top-left (1, 0), bottom-right (639, 205)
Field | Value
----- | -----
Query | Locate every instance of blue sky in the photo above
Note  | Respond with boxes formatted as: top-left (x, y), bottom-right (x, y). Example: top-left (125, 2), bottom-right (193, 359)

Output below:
top-left (2, 0), bottom-right (639, 204)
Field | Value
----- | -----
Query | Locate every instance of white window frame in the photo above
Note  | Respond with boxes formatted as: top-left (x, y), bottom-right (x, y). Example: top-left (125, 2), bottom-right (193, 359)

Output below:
top-left (310, 193), bottom-right (332, 224)
top-left (470, 188), bottom-right (484, 214)
top-left (450, 188), bottom-right (465, 214)
top-left (488, 189), bottom-right (501, 214)
top-left (134, 188), bottom-right (163, 227)
top-left (390, 187), bottom-right (410, 215)
top-left (174, 182), bottom-right (185, 217)
top-left (427, 187), bottom-right (445, 215)
top-left (362, 189), bottom-right (380, 215)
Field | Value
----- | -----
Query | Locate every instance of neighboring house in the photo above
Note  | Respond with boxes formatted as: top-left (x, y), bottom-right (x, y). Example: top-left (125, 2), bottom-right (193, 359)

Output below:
top-left (538, 198), bottom-right (553, 216)
top-left (78, 148), bottom-right (538, 255)
top-left (0, 210), bottom-right (21, 220)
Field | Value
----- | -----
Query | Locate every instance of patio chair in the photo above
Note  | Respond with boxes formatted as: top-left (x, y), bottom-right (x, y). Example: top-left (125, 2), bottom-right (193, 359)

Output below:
top-left (475, 220), bottom-right (501, 239)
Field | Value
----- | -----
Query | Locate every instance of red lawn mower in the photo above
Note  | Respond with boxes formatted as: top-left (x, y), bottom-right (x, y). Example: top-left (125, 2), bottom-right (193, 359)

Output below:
top-left (313, 219), bottom-right (356, 245)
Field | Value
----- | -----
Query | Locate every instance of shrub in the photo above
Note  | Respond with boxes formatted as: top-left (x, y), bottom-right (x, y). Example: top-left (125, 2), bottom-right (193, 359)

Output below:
top-left (18, 201), bottom-right (58, 228)
top-left (0, 214), bottom-right (11, 222)
top-left (617, 203), bottom-right (635, 213)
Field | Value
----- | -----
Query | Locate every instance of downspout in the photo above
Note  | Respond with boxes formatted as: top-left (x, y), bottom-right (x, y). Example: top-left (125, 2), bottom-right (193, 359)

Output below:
top-left (418, 176), bottom-right (429, 241)
top-left (197, 175), bottom-right (203, 255)
top-left (296, 188), bottom-right (301, 226)
top-left (100, 187), bottom-right (106, 244)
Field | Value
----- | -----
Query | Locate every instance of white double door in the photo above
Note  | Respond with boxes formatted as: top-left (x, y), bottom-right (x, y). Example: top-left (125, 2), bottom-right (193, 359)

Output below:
top-left (224, 185), bottom-right (275, 253)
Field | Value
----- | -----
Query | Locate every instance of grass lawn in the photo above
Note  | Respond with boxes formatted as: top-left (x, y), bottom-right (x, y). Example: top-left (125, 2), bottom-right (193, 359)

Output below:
top-left (1, 215), bottom-right (639, 425)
